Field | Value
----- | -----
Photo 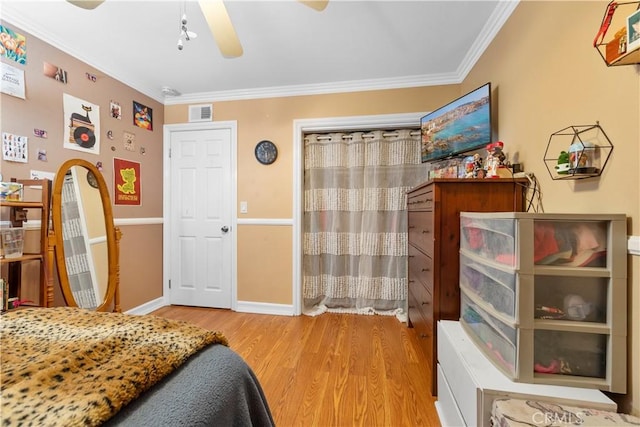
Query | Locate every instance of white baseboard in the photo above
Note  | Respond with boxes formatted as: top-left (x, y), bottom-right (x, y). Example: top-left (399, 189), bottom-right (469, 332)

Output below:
top-left (235, 301), bottom-right (295, 316)
top-left (125, 297), bottom-right (167, 315)
top-left (126, 298), bottom-right (294, 317)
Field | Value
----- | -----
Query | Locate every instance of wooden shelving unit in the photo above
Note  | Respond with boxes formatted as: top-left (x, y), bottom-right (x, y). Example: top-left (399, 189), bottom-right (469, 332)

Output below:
top-left (0, 179), bottom-right (53, 308)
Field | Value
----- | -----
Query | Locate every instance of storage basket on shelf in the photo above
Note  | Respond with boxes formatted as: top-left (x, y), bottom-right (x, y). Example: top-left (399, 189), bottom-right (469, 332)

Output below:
top-left (0, 227), bottom-right (25, 259)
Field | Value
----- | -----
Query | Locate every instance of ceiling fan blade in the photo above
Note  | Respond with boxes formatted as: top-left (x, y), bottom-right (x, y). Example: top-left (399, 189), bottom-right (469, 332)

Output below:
top-left (66, 0), bottom-right (105, 10)
top-left (198, 0), bottom-right (243, 59)
top-left (299, 1), bottom-right (328, 12)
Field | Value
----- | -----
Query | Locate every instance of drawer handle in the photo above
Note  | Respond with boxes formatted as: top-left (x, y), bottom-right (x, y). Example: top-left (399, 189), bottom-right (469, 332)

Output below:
top-left (408, 225), bottom-right (416, 229)
top-left (408, 279), bottom-right (415, 283)
top-left (421, 301), bottom-right (430, 305)
top-left (421, 268), bottom-right (430, 272)
top-left (408, 255), bottom-right (415, 258)
top-left (421, 230), bottom-right (430, 234)
top-left (420, 333), bottom-right (430, 339)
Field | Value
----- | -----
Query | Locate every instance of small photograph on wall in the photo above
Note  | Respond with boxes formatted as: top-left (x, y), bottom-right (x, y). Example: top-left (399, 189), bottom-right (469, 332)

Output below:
top-left (114, 157), bottom-right (141, 206)
top-left (63, 93), bottom-right (101, 155)
top-left (133, 101), bottom-right (152, 131)
top-left (0, 62), bottom-right (25, 99)
top-left (628, 9), bottom-right (640, 52)
top-left (43, 61), bottom-right (67, 83)
top-left (110, 101), bottom-right (121, 119)
top-left (0, 25), bottom-right (26, 64)
top-left (2, 132), bottom-right (28, 163)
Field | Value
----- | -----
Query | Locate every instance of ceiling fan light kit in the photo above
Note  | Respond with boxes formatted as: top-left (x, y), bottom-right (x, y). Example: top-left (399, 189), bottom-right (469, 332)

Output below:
top-left (177, 10), bottom-right (197, 50)
top-left (66, 0), bottom-right (328, 58)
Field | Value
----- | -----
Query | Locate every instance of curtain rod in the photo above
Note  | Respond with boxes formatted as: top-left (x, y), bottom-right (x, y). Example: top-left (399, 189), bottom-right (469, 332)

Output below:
top-left (305, 131), bottom-right (421, 141)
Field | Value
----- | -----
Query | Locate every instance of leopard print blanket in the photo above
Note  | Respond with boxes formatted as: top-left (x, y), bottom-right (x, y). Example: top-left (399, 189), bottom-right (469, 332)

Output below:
top-left (0, 307), bottom-right (228, 426)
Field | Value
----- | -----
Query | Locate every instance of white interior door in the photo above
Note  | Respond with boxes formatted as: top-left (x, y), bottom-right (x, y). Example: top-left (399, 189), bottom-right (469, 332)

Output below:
top-left (167, 125), bottom-right (234, 308)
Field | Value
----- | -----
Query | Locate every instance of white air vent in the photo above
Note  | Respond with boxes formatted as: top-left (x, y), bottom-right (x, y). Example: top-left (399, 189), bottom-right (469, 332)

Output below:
top-left (188, 104), bottom-right (213, 122)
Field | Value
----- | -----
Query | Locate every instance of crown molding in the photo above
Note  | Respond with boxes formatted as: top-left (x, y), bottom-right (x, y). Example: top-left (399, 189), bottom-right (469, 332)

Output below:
top-left (163, 72), bottom-right (462, 105)
top-left (456, 0), bottom-right (519, 78)
top-left (2, 1), bottom-right (519, 105)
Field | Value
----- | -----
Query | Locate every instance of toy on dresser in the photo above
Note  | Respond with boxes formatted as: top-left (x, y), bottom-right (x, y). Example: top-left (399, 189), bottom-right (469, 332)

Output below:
top-left (485, 141), bottom-right (506, 178)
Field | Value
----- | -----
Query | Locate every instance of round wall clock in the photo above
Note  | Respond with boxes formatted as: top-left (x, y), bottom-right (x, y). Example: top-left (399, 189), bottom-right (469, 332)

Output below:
top-left (86, 170), bottom-right (99, 189)
top-left (255, 140), bottom-right (278, 165)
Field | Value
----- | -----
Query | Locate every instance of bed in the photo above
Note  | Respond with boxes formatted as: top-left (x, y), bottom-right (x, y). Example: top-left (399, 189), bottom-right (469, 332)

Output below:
top-left (0, 307), bottom-right (274, 426)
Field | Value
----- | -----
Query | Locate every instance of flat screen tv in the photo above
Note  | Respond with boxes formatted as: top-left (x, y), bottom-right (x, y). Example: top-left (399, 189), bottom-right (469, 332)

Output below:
top-left (421, 82), bottom-right (492, 163)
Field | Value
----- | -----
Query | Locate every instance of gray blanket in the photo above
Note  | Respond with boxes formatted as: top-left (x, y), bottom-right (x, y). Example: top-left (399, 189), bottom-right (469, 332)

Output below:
top-left (104, 344), bottom-right (274, 426)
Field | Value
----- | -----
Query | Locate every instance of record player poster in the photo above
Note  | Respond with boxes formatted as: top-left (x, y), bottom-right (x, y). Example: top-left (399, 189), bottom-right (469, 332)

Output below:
top-left (63, 93), bottom-right (100, 154)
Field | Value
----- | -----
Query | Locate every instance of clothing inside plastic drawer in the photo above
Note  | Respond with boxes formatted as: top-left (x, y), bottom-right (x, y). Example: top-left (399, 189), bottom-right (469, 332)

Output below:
top-left (533, 220), bottom-right (608, 267)
top-left (534, 276), bottom-right (608, 323)
top-left (460, 252), bottom-right (516, 318)
top-left (460, 292), bottom-right (517, 376)
top-left (460, 218), bottom-right (516, 266)
top-left (534, 330), bottom-right (607, 378)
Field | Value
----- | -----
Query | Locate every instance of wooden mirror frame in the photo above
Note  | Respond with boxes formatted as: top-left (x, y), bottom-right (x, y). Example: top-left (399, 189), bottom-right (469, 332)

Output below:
top-left (51, 158), bottom-right (121, 312)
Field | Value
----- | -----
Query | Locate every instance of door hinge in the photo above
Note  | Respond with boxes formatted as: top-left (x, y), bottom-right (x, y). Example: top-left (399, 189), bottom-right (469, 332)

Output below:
top-left (169, 148), bottom-right (171, 158)
top-left (168, 279), bottom-right (171, 289)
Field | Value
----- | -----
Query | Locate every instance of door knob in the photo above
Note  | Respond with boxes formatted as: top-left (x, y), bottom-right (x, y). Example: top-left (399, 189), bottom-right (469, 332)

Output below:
top-left (221, 226), bottom-right (229, 233)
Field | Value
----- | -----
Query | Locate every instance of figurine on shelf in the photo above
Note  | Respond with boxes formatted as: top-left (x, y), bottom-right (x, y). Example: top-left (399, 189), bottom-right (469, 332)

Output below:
top-left (485, 141), bottom-right (505, 177)
top-left (463, 155), bottom-right (475, 178)
top-left (473, 153), bottom-right (484, 178)
top-left (555, 150), bottom-right (570, 174)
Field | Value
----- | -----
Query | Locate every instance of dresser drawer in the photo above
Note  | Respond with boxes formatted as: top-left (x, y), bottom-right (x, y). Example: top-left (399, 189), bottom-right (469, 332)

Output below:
top-left (408, 288), bottom-right (434, 358)
top-left (408, 211), bottom-right (434, 255)
top-left (409, 278), bottom-right (433, 325)
top-left (408, 244), bottom-right (434, 292)
top-left (407, 186), bottom-right (434, 211)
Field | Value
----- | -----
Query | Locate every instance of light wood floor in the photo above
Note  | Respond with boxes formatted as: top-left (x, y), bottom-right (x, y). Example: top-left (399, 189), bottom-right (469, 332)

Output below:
top-left (152, 305), bottom-right (442, 427)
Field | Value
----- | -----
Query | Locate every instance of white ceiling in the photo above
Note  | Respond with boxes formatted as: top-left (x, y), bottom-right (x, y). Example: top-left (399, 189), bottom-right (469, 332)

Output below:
top-left (0, 0), bottom-right (518, 104)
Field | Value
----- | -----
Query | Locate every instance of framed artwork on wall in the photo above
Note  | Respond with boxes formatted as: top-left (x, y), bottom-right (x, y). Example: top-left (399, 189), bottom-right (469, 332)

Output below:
top-left (133, 101), bottom-right (152, 131)
top-left (114, 158), bottom-right (141, 206)
top-left (627, 9), bottom-right (640, 52)
top-left (63, 93), bottom-right (101, 155)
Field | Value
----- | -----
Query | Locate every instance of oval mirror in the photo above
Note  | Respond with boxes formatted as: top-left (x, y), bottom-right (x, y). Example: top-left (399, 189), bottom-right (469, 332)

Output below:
top-left (52, 159), bottom-right (121, 312)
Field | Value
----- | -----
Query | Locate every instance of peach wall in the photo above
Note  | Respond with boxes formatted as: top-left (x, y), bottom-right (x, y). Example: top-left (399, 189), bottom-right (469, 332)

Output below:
top-left (237, 225), bottom-right (293, 304)
top-left (463, 0), bottom-right (639, 416)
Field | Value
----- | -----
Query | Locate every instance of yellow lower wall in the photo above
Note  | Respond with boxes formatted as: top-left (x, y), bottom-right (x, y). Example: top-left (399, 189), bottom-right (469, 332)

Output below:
top-left (237, 225), bottom-right (293, 304)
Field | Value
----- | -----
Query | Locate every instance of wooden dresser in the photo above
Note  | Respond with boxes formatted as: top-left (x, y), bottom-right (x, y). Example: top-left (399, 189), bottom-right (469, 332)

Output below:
top-left (406, 178), bottom-right (528, 395)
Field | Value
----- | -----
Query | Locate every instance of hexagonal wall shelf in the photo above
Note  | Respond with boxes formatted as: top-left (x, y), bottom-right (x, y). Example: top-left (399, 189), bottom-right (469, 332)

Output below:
top-left (544, 122), bottom-right (613, 180)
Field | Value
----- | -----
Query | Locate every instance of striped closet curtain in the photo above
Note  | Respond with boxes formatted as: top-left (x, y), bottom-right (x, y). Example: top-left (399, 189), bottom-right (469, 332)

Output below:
top-left (303, 129), bottom-right (429, 319)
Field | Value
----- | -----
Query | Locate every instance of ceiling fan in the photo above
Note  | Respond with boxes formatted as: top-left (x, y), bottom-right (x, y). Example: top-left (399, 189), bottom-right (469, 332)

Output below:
top-left (66, 0), bottom-right (328, 58)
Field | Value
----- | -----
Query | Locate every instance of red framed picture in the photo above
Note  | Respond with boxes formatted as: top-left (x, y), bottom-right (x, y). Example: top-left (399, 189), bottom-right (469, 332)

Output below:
top-left (114, 158), bottom-right (141, 206)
